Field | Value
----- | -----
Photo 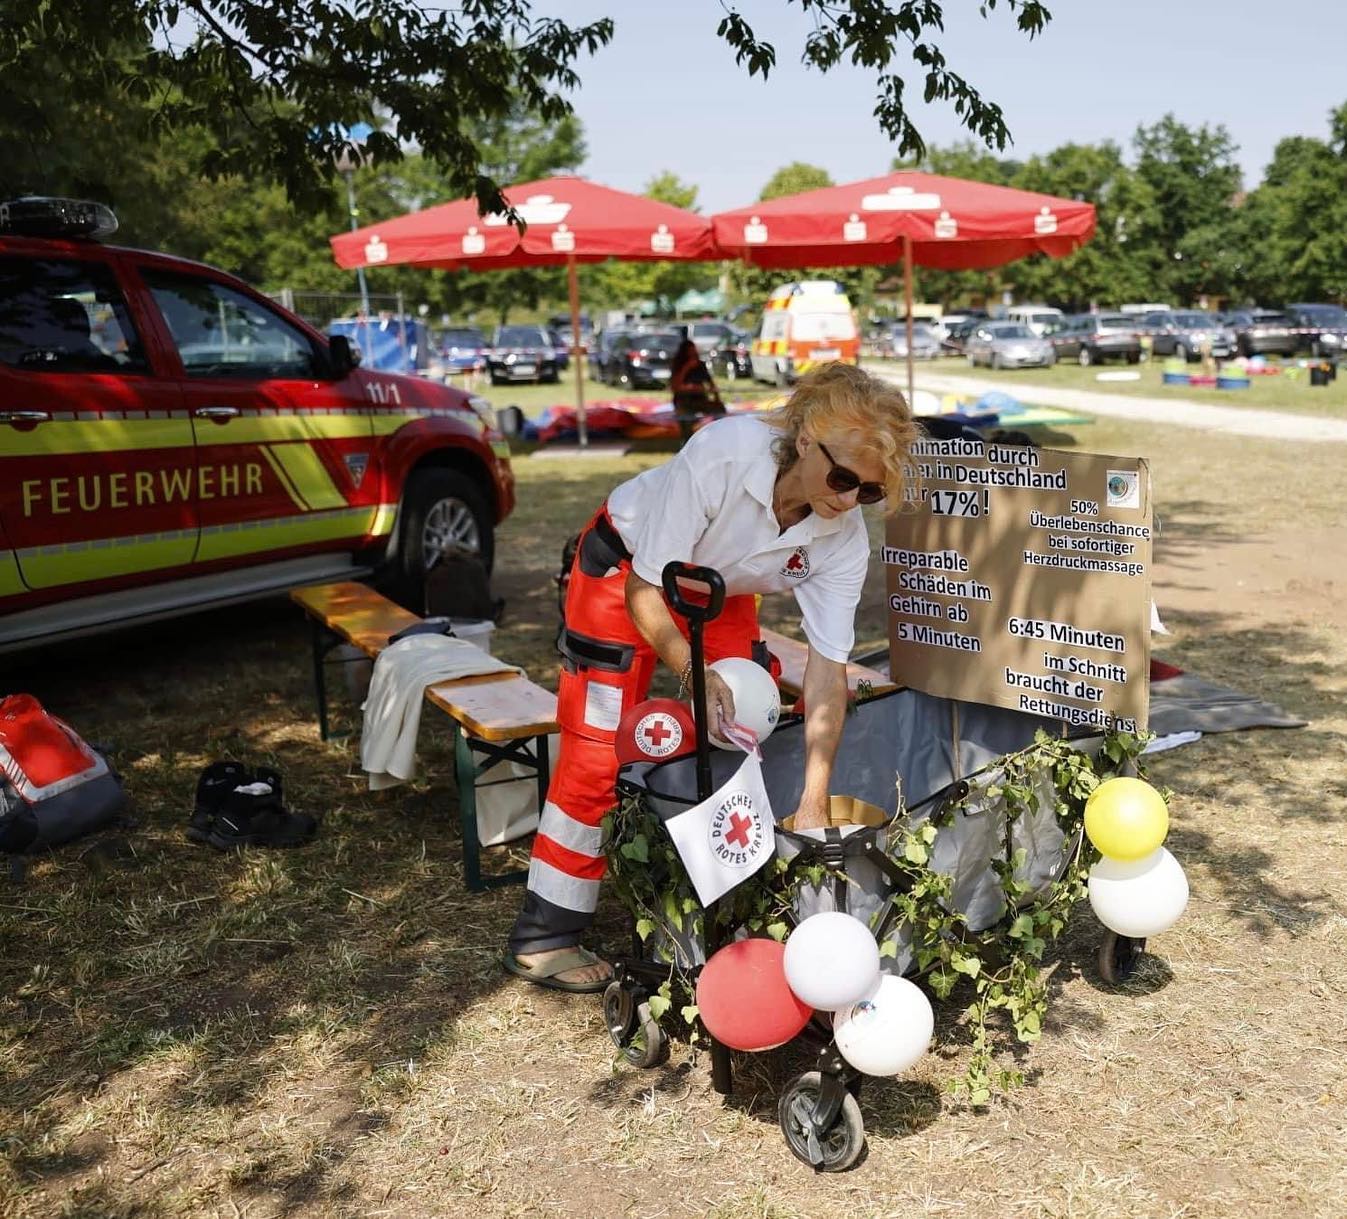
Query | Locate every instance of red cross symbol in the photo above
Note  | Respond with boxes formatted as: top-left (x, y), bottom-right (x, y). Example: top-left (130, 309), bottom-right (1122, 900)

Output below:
top-left (643, 719), bottom-right (671, 746)
top-left (726, 811), bottom-right (754, 849)
top-left (785, 551), bottom-right (805, 572)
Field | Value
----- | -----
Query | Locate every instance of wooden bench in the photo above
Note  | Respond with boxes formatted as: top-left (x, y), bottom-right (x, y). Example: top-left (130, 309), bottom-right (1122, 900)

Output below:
top-left (758, 626), bottom-right (896, 703)
top-left (290, 581), bottom-right (557, 893)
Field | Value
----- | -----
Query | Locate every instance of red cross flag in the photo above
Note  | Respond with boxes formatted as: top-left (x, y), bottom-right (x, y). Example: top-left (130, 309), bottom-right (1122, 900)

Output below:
top-left (663, 754), bottom-right (776, 906)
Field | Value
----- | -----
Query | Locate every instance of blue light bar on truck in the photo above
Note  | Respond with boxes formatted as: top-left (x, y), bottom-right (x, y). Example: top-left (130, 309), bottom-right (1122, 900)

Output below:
top-left (0, 197), bottom-right (119, 240)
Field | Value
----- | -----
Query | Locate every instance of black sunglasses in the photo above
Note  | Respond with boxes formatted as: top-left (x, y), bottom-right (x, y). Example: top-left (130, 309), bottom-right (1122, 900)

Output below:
top-left (817, 442), bottom-right (886, 504)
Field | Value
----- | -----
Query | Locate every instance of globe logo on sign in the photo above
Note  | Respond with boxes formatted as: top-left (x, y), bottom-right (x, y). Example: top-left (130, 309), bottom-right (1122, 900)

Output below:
top-left (462, 226), bottom-right (485, 255)
top-left (364, 235), bottom-right (388, 264)
top-left (744, 216), bottom-right (768, 244)
top-left (650, 224), bottom-right (675, 254)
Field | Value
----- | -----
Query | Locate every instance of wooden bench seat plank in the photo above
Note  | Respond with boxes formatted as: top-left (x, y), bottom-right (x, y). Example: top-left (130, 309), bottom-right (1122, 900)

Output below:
top-left (427, 678), bottom-right (558, 741)
top-left (291, 581), bottom-right (420, 659)
top-left (759, 626), bottom-right (896, 701)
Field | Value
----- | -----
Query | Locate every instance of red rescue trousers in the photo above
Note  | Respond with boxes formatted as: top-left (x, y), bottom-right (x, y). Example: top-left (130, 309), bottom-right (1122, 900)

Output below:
top-left (508, 508), bottom-right (763, 954)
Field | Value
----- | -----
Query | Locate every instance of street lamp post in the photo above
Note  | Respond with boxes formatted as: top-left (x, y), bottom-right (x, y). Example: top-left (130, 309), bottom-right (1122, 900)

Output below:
top-left (334, 123), bottom-right (373, 318)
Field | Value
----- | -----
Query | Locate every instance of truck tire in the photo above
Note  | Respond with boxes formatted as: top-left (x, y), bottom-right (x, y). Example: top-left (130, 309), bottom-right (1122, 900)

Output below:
top-left (391, 469), bottom-right (495, 611)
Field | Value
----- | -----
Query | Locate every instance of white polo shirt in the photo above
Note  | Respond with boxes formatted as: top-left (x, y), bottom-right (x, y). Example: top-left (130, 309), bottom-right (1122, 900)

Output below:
top-left (606, 414), bottom-right (870, 663)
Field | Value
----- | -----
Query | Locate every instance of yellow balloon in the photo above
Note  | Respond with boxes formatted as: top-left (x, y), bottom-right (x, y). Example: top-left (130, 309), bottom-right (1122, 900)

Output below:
top-left (1084, 777), bottom-right (1169, 861)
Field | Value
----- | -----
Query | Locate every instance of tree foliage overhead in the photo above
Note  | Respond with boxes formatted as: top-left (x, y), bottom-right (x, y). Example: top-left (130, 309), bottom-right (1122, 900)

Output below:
top-left (0, 0), bottom-right (1053, 214)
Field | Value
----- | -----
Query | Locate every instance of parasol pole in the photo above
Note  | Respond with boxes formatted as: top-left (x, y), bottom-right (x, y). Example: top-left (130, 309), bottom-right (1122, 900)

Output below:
top-left (903, 235), bottom-right (915, 411)
top-left (568, 252), bottom-right (588, 448)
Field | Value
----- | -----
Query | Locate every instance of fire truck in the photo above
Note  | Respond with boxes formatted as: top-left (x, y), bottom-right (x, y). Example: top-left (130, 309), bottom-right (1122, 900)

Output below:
top-left (0, 197), bottom-right (514, 651)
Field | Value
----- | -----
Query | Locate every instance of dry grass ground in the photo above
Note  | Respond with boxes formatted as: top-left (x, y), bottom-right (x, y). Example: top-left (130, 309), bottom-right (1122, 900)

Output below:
top-left (2, 415), bottom-right (1345, 1218)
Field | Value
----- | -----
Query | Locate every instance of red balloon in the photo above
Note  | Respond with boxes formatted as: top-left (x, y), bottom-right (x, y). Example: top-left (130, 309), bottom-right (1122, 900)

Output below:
top-left (695, 938), bottom-right (813, 1052)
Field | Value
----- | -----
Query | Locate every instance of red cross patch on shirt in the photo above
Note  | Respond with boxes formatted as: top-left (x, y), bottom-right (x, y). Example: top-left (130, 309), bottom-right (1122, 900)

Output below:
top-left (780, 547), bottom-right (810, 579)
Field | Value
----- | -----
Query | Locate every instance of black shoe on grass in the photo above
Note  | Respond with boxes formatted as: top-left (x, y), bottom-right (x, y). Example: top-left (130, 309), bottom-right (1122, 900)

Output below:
top-left (205, 781), bottom-right (317, 851)
top-left (187, 760), bottom-right (250, 845)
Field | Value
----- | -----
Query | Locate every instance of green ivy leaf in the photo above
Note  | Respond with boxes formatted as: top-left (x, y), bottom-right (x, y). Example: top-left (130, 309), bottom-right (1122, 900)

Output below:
top-left (647, 992), bottom-right (671, 1022)
top-left (879, 937), bottom-right (897, 959)
top-left (951, 952), bottom-right (981, 977)
top-left (766, 921), bottom-right (788, 942)
top-left (680, 1004), bottom-right (700, 1025)
top-left (905, 840), bottom-right (929, 865)
top-left (635, 918), bottom-right (655, 942)
top-left (620, 834), bottom-right (649, 863)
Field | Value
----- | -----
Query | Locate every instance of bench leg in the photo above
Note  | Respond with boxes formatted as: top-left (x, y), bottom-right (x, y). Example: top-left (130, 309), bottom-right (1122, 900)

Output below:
top-left (310, 617), bottom-right (332, 742)
top-left (452, 729), bottom-right (542, 894)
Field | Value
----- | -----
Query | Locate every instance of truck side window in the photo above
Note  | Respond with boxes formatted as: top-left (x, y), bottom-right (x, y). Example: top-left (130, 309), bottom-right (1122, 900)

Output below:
top-left (0, 256), bottom-right (148, 374)
top-left (142, 271), bottom-right (319, 379)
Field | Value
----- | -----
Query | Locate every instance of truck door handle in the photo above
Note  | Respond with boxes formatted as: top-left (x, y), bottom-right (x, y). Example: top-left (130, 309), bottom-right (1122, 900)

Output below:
top-left (0, 410), bottom-right (51, 425)
top-left (193, 406), bottom-right (240, 421)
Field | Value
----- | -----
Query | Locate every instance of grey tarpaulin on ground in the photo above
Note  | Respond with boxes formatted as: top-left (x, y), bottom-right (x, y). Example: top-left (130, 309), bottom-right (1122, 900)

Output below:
top-left (618, 689), bottom-right (1087, 973)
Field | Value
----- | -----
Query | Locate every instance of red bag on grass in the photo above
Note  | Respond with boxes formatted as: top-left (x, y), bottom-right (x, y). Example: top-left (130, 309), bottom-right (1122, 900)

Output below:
top-left (0, 694), bottom-right (126, 857)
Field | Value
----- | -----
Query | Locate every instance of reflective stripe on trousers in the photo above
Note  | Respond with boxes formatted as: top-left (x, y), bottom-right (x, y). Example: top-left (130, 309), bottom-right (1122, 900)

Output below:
top-left (507, 512), bottom-right (760, 955)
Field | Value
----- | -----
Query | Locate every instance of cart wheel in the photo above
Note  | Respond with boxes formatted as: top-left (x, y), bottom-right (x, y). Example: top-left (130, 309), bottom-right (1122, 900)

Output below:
top-left (1097, 931), bottom-right (1146, 986)
top-left (603, 980), bottom-right (636, 1048)
top-left (778, 1071), bottom-right (866, 1172)
top-left (624, 1000), bottom-right (668, 1069)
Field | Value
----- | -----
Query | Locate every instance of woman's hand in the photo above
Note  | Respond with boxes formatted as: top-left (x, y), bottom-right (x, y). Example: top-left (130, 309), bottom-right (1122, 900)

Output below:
top-left (703, 668), bottom-right (736, 738)
top-left (791, 790), bottom-right (831, 831)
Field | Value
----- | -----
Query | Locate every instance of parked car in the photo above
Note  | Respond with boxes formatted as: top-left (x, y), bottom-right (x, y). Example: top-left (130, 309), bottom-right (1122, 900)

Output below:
top-left (1138, 310), bottom-right (1236, 361)
top-left (1284, 303), bottom-right (1347, 357)
top-left (940, 317), bottom-right (981, 355)
top-left (686, 320), bottom-right (736, 360)
top-left (0, 196), bottom-right (514, 651)
top-left (1223, 309), bottom-right (1298, 358)
top-left (887, 322), bottom-right (942, 360)
top-left (1005, 305), bottom-right (1064, 337)
top-left (707, 327), bottom-right (752, 380)
top-left (1046, 313), bottom-right (1142, 366)
top-left (964, 322), bottom-right (1055, 369)
top-left (487, 323), bottom-right (559, 384)
top-left (438, 325), bottom-right (488, 375)
top-left (548, 327), bottom-right (570, 372)
top-left (601, 329), bottom-right (682, 388)
top-left (588, 327), bottom-right (628, 381)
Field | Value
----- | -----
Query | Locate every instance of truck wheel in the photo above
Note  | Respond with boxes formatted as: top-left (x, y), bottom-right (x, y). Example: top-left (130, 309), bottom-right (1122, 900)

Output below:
top-left (392, 469), bottom-right (495, 610)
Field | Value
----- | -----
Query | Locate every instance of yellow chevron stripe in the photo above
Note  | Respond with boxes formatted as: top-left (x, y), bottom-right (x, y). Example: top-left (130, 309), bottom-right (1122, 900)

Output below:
top-left (0, 418), bottom-right (191, 456)
top-left (263, 443), bottom-right (348, 511)
top-left (259, 446), bottom-right (313, 511)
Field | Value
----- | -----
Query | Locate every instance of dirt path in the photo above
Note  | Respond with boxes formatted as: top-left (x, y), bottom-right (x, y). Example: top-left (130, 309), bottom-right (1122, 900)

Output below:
top-left (878, 368), bottom-right (1347, 442)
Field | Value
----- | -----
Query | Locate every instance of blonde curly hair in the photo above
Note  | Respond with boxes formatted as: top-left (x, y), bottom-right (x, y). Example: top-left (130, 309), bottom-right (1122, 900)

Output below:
top-left (769, 362), bottom-right (917, 514)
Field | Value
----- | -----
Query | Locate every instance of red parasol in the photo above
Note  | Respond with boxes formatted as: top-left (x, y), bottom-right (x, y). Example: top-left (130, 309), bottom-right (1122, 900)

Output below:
top-left (331, 176), bottom-right (721, 444)
top-left (711, 171), bottom-right (1096, 403)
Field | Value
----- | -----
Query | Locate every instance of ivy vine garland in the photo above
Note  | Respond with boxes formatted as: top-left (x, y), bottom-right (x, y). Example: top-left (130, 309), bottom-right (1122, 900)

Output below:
top-left (604, 725), bottom-right (1152, 1104)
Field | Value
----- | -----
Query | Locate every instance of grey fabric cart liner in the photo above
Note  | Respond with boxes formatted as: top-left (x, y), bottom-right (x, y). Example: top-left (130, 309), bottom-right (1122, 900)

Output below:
top-left (619, 688), bottom-right (1083, 973)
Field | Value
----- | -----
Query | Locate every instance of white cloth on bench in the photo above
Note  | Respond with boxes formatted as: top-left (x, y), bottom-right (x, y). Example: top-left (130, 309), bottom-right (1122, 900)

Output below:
top-left (361, 634), bottom-right (518, 791)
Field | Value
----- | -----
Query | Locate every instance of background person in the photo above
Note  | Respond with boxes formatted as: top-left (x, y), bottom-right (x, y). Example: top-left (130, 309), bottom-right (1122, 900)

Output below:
top-left (670, 335), bottom-right (725, 437)
top-left (501, 362), bottom-right (917, 992)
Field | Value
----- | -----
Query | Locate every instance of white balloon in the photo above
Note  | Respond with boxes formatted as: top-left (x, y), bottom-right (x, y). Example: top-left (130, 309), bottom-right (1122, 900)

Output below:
top-left (706, 657), bottom-right (781, 751)
top-left (782, 911), bottom-right (880, 1011)
top-left (1088, 847), bottom-right (1189, 938)
top-left (832, 975), bottom-right (934, 1077)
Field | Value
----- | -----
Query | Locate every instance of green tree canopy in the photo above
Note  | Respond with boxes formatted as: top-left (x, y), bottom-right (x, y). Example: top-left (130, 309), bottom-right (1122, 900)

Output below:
top-left (0, 0), bottom-right (1053, 214)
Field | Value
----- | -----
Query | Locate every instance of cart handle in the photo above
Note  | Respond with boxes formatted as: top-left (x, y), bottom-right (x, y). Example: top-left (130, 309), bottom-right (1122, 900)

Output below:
top-left (661, 561), bottom-right (725, 625)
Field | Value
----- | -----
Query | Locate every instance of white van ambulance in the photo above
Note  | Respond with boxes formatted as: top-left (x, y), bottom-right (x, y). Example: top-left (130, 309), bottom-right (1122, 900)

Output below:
top-left (751, 280), bottom-right (860, 386)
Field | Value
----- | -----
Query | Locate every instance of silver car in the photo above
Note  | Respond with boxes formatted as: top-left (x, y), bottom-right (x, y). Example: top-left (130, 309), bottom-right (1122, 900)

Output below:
top-left (965, 322), bottom-right (1056, 369)
top-left (888, 322), bottom-right (942, 360)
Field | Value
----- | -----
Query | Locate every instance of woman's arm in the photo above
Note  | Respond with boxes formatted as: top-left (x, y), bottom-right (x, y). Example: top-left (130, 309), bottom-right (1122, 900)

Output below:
top-left (625, 571), bottom-right (735, 727)
top-left (792, 648), bottom-right (849, 830)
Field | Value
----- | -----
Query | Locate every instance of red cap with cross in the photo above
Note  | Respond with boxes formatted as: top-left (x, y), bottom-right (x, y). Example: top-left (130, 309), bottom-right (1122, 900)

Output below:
top-left (615, 698), bottom-right (698, 766)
